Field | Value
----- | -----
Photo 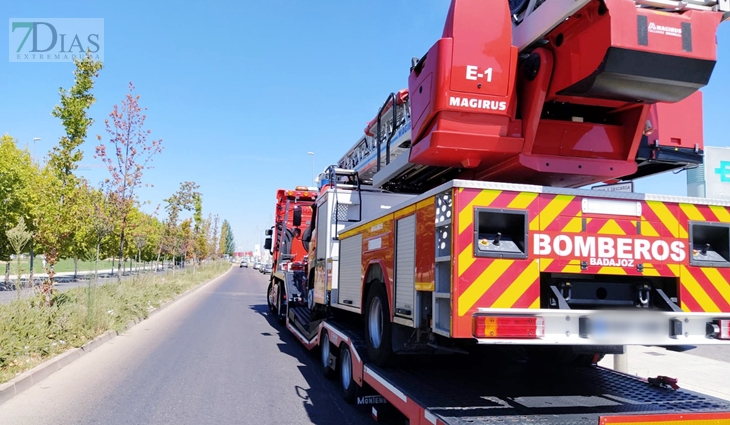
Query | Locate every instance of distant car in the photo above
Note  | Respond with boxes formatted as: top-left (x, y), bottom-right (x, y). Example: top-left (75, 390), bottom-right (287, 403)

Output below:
top-left (254, 262), bottom-right (262, 270)
top-left (263, 264), bottom-right (272, 274)
top-left (239, 261), bottom-right (247, 268)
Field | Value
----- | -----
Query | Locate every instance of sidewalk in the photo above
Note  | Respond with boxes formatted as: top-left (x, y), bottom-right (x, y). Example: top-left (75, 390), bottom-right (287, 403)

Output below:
top-left (598, 345), bottom-right (730, 402)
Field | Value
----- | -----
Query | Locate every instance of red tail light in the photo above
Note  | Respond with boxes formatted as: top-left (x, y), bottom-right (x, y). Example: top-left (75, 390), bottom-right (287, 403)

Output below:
top-left (473, 316), bottom-right (545, 339)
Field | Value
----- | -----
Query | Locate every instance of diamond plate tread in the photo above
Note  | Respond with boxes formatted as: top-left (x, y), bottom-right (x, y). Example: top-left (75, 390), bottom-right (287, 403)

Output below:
top-left (367, 355), bottom-right (730, 425)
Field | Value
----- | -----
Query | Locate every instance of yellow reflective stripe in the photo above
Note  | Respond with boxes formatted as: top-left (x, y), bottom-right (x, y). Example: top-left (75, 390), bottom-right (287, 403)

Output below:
top-left (458, 243), bottom-right (475, 276)
top-left (531, 195), bottom-right (574, 231)
top-left (679, 203), bottom-right (705, 221)
top-left (647, 201), bottom-right (687, 238)
top-left (679, 265), bottom-right (720, 312)
top-left (507, 192), bottom-right (538, 209)
top-left (458, 190), bottom-right (501, 234)
top-left (458, 259), bottom-right (513, 316)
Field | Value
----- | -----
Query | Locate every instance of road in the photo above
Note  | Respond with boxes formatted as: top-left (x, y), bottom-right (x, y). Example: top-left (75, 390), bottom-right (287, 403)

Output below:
top-left (0, 267), bottom-right (173, 305)
top-left (0, 266), bottom-right (373, 425)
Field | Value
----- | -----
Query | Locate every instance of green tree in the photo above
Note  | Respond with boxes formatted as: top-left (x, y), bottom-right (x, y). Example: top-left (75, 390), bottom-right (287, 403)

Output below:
top-left (210, 214), bottom-right (220, 258)
top-left (36, 52), bottom-right (102, 301)
top-left (0, 135), bottom-right (37, 263)
top-left (49, 52), bottom-right (103, 181)
top-left (163, 182), bottom-right (200, 269)
top-left (218, 220), bottom-right (229, 257)
top-left (225, 222), bottom-right (235, 256)
top-left (6, 217), bottom-right (33, 299)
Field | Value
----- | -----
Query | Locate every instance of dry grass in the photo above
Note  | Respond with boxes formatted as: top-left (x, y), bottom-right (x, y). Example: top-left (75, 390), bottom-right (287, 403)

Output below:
top-left (0, 260), bottom-right (230, 384)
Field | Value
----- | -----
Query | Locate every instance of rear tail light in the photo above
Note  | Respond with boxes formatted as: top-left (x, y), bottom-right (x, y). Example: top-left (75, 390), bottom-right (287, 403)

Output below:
top-left (473, 316), bottom-right (545, 339)
top-left (708, 319), bottom-right (730, 340)
top-left (707, 319), bottom-right (730, 339)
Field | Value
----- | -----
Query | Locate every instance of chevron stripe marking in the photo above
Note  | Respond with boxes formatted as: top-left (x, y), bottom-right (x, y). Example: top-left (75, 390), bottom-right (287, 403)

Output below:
top-left (679, 265), bottom-right (720, 312)
top-left (532, 195), bottom-right (575, 231)
top-left (458, 190), bottom-right (501, 234)
top-left (647, 201), bottom-right (687, 239)
top-left (458, 259), bottom-right (514, 316)
top-left (507, 192), bottom-right (538, 209)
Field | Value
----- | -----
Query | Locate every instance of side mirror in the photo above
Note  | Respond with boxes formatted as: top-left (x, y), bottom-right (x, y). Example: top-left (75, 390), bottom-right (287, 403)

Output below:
top-left (293, 206), bottom-right (302, 227)
top-left (264, 237), bottom-right (272, 251)
top-left (265, 228), bottom-right (273, 236)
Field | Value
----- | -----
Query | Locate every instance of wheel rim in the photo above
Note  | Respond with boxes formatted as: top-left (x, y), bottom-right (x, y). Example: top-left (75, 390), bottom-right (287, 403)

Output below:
top-left (321, 332), bottom-right (330, 370)
top-left (308, 288), bottom-right (315, 310)
top-left (368, 296), bottom-right (383, 349)
top-left (341, 348), bottom-right (352, 390)
top-left (268, 284), bottom-right (275, 307)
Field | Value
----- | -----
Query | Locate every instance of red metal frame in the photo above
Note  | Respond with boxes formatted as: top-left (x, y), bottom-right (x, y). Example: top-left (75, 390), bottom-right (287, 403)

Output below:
top-left (405, 0), bottom-right (719, 188)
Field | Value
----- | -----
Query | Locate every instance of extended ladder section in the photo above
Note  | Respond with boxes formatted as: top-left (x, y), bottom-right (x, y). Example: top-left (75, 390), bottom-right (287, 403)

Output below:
top-left (328, 0), bottom-right (727, 193)
top-left (336, 91), bottom-right (412, 186)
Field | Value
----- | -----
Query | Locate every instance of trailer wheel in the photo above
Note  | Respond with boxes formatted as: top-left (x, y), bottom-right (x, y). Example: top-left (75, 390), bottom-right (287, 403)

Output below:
top-left (320, 331), bottom-right (334, 379)
top-left (276, 280), bottom-right (286, 325)
top-left (365, 283), bottom-right (393, 366)
top-left (338, 344), bottom-right (357, 404)
top-left (267, 282), bottom-right (277, 314)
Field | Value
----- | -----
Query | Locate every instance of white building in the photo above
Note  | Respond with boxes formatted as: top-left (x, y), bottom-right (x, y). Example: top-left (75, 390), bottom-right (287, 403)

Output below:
top-left (687, 146), bottom-right (730, 199)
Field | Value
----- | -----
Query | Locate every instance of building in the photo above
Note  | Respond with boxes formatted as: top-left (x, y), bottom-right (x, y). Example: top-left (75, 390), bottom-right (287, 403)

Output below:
top-left (687, 146), bottom-right (730, 199)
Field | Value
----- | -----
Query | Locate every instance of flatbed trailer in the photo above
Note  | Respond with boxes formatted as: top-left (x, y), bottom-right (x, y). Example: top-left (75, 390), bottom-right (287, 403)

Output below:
top-left (276, 274), bottom-right (730, 425)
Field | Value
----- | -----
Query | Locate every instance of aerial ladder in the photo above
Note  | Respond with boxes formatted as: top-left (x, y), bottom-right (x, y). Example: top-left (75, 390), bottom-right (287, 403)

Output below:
top-left (333, 0), bottom-right (728, 193)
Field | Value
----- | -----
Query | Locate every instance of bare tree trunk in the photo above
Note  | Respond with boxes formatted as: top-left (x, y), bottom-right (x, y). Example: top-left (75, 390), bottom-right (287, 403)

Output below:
top-left (73, 256), bottom-right (78, 280)
top-left (29, 243), bottom-right (34, 290)
top-left (95, 241), bottom-right (101, 282)
top-left (5, 261), bottom-right (9, 287)
top-left (117, 218), bottom-right (127, 281)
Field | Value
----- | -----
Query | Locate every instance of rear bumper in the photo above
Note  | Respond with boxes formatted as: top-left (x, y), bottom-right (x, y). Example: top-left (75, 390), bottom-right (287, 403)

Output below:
top-left (473, 308), bottom-right (730, 346)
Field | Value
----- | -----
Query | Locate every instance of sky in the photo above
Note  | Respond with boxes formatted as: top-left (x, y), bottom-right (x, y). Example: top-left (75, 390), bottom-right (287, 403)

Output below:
top-left (2, 0), bottom-right (730, 252)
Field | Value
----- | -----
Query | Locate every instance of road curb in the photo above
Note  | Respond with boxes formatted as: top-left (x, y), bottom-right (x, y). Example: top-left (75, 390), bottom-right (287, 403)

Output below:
top-left (0, 265), bottom-right (233, 408)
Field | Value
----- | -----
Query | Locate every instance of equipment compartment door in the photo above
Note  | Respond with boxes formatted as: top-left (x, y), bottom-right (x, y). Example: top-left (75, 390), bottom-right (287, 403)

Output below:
top-left (395, 214), bottom-right (416, 318)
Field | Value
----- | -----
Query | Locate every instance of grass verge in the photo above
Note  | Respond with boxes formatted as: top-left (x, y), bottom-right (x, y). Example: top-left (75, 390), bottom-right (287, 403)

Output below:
top-left (0, 260), bottom-right (230, 384)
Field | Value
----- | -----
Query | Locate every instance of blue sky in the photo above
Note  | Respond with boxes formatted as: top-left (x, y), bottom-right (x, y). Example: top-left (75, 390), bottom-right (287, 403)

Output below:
top-left (2, 0), bottom-right (730, 252)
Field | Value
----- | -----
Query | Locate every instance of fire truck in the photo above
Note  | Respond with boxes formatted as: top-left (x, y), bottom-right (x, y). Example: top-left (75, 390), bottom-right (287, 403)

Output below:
top-left (262, 0), bottom-right (730, 422)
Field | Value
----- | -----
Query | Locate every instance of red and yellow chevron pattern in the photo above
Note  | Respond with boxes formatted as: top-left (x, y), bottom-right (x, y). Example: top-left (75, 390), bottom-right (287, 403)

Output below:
top-left (451, 187), bottom-right (730, 338)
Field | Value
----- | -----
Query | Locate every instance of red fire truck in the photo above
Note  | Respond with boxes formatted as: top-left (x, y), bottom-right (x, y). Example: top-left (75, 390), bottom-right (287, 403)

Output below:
top-left (262, 0), bottom-right (730, 422)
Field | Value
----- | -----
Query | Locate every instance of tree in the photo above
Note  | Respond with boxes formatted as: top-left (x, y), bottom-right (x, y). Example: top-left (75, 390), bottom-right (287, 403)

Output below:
top-left (225, 222), bottom-right (235, 256)
top-left (36, 52), bottom-right (102, 302)
top-left (219, 220), bottom-right (229, 257)
top-left (95, 82), bottom-right (164, 280)
top-left (0, 135), bottom-right (37, 263)
top-left (210, 214), bottom-right (220, 258)
top-left (49, 52), bottom-right (103, 182)
top-left (162, 182), bottom-right (200, 269)
top-left (6, 217), bottom-right (32, 299)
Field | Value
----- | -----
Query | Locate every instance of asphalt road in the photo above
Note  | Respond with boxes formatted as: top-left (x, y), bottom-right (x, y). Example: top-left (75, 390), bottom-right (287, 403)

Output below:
top-left (0, 266), bottom-right (373, 425)
top-left (0, 267), bottom-right (178, 305)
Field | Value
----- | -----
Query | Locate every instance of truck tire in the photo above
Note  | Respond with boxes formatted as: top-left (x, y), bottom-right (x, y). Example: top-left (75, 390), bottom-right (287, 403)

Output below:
top-left (338, 344), bottom-right (358, 404)
top-left (267, 282), bottom-right (277, 314)
top-left (276, 280), bottom-right (286, 325)
top-left (320, 331), bottom-right (334, 379)
top-left (364, 283), bottom-right (394, 366)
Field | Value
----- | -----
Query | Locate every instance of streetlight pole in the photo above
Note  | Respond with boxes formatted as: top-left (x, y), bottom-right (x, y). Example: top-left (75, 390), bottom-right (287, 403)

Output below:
top-left (32, 137), bottom-right (40, 163)
top-left (307, 152), bottom-right (314, 185)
